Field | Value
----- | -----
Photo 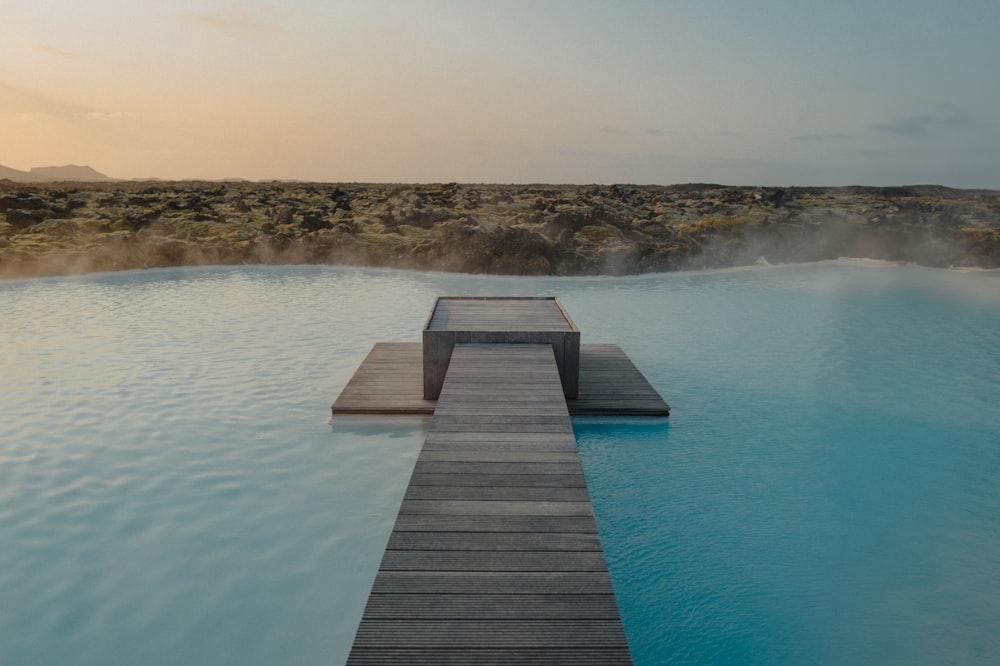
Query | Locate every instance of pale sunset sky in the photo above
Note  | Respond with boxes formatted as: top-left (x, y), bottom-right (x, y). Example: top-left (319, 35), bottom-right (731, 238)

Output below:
top-left (2, 0), bottom-right (998, 186)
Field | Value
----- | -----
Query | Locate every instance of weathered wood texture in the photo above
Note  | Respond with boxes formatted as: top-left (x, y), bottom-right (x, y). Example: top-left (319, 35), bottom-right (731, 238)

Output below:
top-left (423, 297), bottom-right (580, 400)
top-left (347, 344), bottom-right (632, 665)
top-left (425, 297), bottom-right (577, 332)
top-left (333, 343), bottom-right (669, 416)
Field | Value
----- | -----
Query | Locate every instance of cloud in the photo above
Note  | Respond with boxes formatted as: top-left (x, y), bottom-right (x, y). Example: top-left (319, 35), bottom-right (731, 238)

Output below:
top-left (792, 132), bottom-right (852, 142)
top-left (0, 15), bottom-right (28, 27)
top-left (84, 110), bottom-right (128, 121)
top-left (176, 4), bottom-right (283, 36)
top-left (29, 43), bottom-right (74, 58)
top-left (601, 126), bottom-right (681, 137)
top-left (0, 82), bottom-right (123, 123)
top-left (719, 131), bottom-right (740, 137)
top-left (17, 111), bottom-right (55, 121)
top-left (1, 83), bottom-right (84, 119)
top-left (870, 110), bottom-right (975, 137)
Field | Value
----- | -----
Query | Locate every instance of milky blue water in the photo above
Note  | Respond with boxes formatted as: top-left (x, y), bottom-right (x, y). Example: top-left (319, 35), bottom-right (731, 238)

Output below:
top-left (1, 262), bottom-right (998, 665)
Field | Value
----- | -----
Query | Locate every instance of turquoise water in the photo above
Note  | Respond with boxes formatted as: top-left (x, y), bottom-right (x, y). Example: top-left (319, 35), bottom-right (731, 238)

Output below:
top-left (1, 262), bottom-right (998, 664)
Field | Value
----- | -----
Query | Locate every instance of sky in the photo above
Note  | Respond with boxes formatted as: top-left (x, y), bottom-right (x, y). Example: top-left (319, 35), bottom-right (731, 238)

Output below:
top-left (1, 0), bottom-right (998, 187)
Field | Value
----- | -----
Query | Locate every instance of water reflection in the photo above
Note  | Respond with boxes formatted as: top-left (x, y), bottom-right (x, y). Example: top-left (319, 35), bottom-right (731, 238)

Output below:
top-left (329, 415), bottom-right (429, 438)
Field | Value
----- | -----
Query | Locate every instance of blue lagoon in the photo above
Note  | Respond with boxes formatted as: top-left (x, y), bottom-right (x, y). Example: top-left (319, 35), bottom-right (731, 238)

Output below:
top-left (1, 262), bottom-right (998, 664)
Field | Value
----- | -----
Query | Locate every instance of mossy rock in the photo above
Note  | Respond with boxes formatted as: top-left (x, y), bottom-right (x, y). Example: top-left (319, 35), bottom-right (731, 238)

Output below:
top-left (27, 219), bottom-right (80, 237)
top-left (577, 224), bottom-right (619, 241)
top-left (6, 209), bottom-right (46, 230)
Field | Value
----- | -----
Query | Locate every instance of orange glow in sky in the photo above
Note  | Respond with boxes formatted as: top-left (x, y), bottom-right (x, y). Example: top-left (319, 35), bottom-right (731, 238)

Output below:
top-left (2, 1), bottom-right (998, 187)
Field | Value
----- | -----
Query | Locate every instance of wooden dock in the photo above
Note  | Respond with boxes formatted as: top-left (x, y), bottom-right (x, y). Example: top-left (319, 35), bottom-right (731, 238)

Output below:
top-left (332, 342), bottom-right (669, 417)
top-left (347, 344), bottom-right (632, 665)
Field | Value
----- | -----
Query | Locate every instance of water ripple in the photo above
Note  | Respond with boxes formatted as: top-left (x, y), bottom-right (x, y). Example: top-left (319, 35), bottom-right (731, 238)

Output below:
top-left (2, 263), bottom-right (999, 665)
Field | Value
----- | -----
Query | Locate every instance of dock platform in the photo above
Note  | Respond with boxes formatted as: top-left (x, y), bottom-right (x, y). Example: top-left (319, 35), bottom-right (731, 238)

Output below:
top-left (347, 344), bottom-right (632, 665)
top-left (332, 343), bottom-right (669, 417)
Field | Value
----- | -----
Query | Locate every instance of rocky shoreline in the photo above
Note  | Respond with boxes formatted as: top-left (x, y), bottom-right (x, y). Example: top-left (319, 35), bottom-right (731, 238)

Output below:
top-left (1, 180), bottom-right (998, 279)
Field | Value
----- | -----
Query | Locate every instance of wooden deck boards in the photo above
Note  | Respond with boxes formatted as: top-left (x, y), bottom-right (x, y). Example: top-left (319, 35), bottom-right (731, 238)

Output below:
top-left (347, 344), bottom-right (632, 665)
top-left (426, 297), bottom-right (575, 332)
top-left (332, 342), bottom-right (669, 416)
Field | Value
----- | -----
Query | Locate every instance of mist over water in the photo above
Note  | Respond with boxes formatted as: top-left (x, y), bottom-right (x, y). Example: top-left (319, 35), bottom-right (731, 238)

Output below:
top-left (1, 262), bottom-right (999, 665)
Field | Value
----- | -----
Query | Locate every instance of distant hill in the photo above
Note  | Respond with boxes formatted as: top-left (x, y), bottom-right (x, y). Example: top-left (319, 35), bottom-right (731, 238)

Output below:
top-left (0, 165), bottom-right (34, 181)
top-left (0, 164), bottom-right (113, 182)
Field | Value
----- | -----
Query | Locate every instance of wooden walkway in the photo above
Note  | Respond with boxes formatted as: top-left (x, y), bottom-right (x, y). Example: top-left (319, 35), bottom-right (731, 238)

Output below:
top-left (347, 344), bottom-right (632, 665)
top-left (332, 342), bottom-right (669, 416)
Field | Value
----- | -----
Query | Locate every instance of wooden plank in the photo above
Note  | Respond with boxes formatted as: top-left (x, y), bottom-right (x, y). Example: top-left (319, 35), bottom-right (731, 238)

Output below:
top-left (347, 647), bottom-right (631, 666)
top-left (368, 571), bottom-right (615, 595)
top-left (386, 531), bottom-right (602, 551)
top-left (398, 499), bottom-right (595, 516)
top-left (420, 441), bottom-right (579, 453)
top-left (348, 343), bottom-right (632, 663)
top-left (414, 457), bottom-right (583, 474)
top-left (430, 415), bottom-right (573, 426)
top-left (404, 485), bottom-right (590, 501)
top-left (433, 406), bottom-right (570, 415)
top-left (428, 423), bottom-right (575, 433)
top-left (351, 619), bottom-right (627, 648)
top-left (408, 473), bottom-right (587, 488)
top-left (391, 514), bottom-right (599, 533)
top-left (416, 450), bottom-right (581, 463)
top-left (361, 593), bottom-right (621, 618)
top-left (377, 550), bottom-right (610, 571)
top-left (411, 461), bottom-right (585, 475)
top-left (423, 432), bottom-right (576, 443)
